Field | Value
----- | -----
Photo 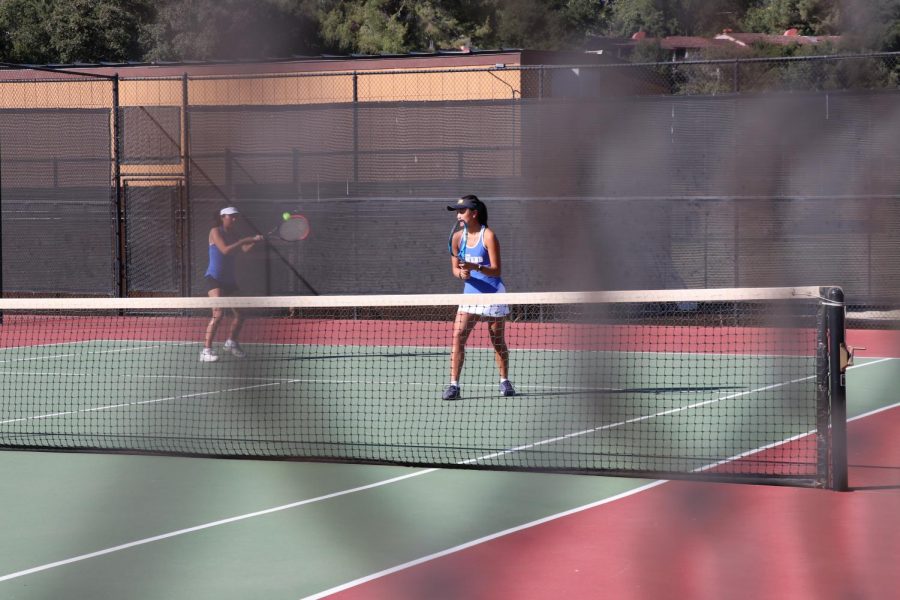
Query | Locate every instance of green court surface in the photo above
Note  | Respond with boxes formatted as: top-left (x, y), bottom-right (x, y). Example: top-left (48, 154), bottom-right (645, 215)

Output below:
top-left (0, 356), bottom-right (895, 599)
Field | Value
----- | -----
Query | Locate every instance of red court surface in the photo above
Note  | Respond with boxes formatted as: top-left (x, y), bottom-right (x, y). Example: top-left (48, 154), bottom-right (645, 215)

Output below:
top-left (328, 406), bottom-right (900, 600)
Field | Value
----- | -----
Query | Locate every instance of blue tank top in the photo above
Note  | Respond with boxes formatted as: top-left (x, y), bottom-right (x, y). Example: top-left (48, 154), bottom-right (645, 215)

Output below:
top-left (462, 226), bottom-right (504, 294)
top-left (205, 227), bottom-right (237, 285)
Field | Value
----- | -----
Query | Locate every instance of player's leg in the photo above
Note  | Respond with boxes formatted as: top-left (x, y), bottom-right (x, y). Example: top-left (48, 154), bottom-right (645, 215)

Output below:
top-left (224, 307), bottom-right (246, 357)
top-left (444, 311), bottom-right (477, 400)
top-left (488, 318), bottom-right (515, 396)
top-left (201, 286), bottom-right (224, 362)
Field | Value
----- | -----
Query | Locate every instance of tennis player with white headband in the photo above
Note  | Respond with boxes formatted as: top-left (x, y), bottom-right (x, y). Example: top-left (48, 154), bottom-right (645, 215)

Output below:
top-left (200, 206), bottom-right (263, 362)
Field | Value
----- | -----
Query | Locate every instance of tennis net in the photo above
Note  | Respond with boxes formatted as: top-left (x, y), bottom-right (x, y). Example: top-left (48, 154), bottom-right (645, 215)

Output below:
top-left (0, 286), bottom-right (847, 488)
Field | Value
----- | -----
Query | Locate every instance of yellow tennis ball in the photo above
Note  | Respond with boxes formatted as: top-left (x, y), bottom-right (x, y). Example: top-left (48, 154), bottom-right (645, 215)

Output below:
top-left (282, 211), bottom-right (291, 221)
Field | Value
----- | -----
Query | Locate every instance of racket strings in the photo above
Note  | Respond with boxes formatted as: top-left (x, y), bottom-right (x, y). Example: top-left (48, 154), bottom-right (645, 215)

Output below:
top-left (449, 221), bottom-right (467, 260)
top-left (277, 216), bottom-right (310, 241)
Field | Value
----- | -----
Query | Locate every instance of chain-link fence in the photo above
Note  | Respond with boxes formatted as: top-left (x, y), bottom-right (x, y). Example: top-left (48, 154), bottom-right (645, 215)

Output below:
top-left (0, 69), bottom-right (120, 296)
top-left (1, 53), bottom-right (899, 315)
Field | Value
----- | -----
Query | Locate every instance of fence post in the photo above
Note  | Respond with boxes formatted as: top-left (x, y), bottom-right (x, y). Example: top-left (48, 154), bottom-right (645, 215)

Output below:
top-left (224, 148), bottom-right (233, 198)
top-left (352, 72), bottom-right (359, 192)
top-left (112, 74), bottom-right (125, 297)
top-left (181, 73), bottom-right (192, 297)
top-left (293, 147), bottom-right (300, 197)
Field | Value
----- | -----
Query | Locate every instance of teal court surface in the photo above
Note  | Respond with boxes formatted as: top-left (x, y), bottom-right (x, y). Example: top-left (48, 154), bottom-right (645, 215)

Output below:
top-left (1, 330), bottom-right (827, 480)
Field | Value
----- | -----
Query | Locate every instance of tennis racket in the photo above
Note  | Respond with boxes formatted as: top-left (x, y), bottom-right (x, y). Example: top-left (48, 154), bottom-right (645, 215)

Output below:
top-left (268, 214), bottom-right (310, 242)
top-left (448, 219), bottom-right (466, 260)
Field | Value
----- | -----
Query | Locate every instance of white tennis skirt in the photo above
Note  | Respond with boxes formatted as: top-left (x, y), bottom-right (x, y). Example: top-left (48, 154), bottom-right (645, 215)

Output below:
top-left (457, 284), bottom-right (510, 318)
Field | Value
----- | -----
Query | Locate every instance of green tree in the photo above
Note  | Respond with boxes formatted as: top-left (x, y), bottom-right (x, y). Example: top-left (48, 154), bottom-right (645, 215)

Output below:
top-left (316, 0), bottom-right (611, 55)
top-left (839, 0), bottom-right (900, 50)
top-left (2, 0), bottom-right (895, 64)
top-left (317, 0), bottom-right (494, 55)
top-left (318, 0), bottom-right (415, 54)
top-left (478, 0), bottom-right (611, 50)
top-left (740, 0), bottom-right (840, 36)
top-left (0, 0), bottom-right (154, 64)
top-left (606, 0), bottom-right (751, 38)
top-left (143, 0), bottom-right (320, 62)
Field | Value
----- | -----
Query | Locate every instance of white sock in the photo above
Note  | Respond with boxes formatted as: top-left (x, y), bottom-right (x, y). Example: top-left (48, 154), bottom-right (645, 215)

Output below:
top-left (450, 380), bottom-right (458, 387)
top-left (500, 378), bottom-right (509, 383)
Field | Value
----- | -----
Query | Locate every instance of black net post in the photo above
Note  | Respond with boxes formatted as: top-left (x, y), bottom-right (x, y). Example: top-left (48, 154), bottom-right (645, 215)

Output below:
top-left (826, 286), bottom-right (848, 491)
top-left (815, 295), bottom-right (829, 484)
top-left (1, 130), bottom-right (3, 320)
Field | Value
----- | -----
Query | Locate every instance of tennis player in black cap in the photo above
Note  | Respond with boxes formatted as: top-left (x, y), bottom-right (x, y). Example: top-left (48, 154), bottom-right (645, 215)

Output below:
top-left (444, 195), bottom-right (515, 400)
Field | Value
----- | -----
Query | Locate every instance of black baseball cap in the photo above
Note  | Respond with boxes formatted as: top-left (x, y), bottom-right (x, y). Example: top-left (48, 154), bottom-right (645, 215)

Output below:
top-left (446, 196), bottom-right (482, 211)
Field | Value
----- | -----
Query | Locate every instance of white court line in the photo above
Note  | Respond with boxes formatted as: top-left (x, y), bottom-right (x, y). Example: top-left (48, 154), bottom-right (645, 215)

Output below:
top-left (0, 376), bottom-right (626, 425)
top-left (458, 373), bottom-right (817, 465)
top-left (695, 357), bottom-right (895, 473)
top-left (0, 469), bottom-right (439, 584)
top-left (0, 379), bottom-right (291, 425)
top-left (301, 405), bottom-right (900, 600)
top-left (0, 339), bottom-right (825, 419)
top-left (0, 340), bottom-right (113, 352)
top-left (0, 372), bottom-right (300, 382)
top-left (0, 341), bottom-right (196, 365)
top-left (0, 372), bottom-right (758, 426)
top-left (0, 358), bottom-right (894, 585)
top-left (300, 481), bottom-right (669, 600)
top-left (302, 359), bottom-right (900, 600)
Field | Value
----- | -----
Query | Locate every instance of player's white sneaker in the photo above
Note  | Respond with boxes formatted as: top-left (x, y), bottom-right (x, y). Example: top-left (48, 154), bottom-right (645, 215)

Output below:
top-left (224, 339), bottom-right (246, 358)
top-left (199, 348), bottom-right (219, 362)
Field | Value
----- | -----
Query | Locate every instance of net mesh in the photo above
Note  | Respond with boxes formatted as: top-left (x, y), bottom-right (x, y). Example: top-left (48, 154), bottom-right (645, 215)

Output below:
top-left (0, 287), bottom-right (840, 487)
